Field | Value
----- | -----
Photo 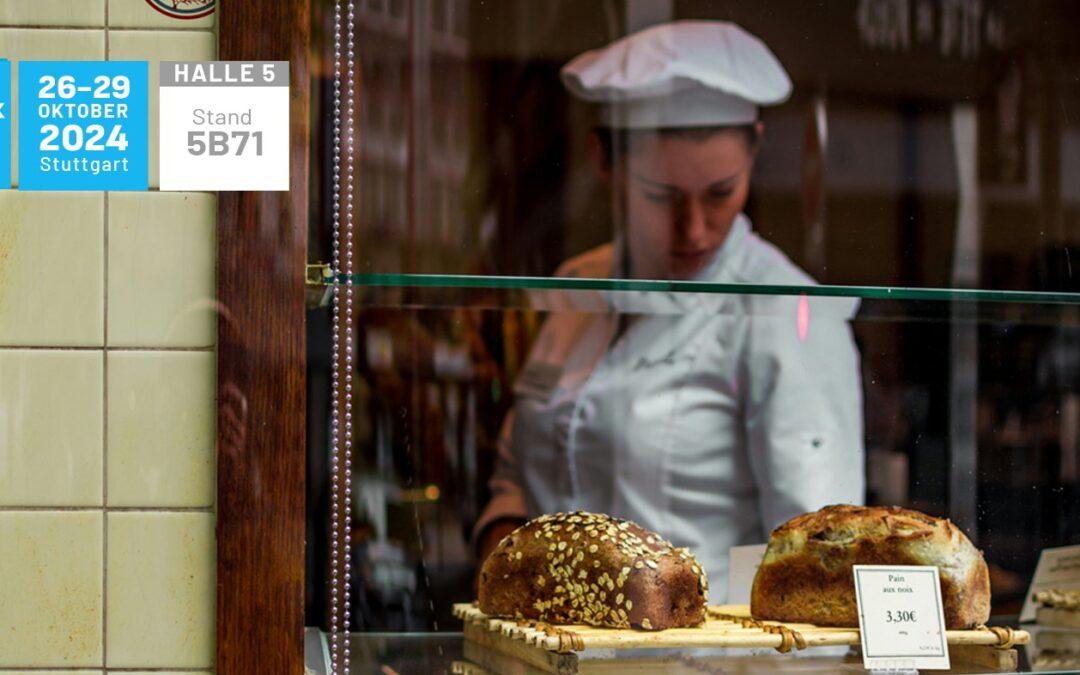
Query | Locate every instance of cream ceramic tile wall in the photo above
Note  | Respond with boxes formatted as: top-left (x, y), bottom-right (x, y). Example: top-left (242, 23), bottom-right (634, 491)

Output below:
top-left (0, 192), bottom-right (104, 346)
top-left (108, 192), bottom-right (217, 348)
top-left (0, 350), bottom-right (103, 506)
top-left (106, 512), bottom-right (215, 668)
top-left (0, 1), bottom-right (105, 28)
top-left (4, 672), bottom-right (103, 675)
top-left (0, 512), bottom-right (103, 667)
top-left (108, 351), bottom-right (216, 507)
top-left (0, 3), bottom-right (218, 673)
top-left (124, 672), bottom-right (212, 675)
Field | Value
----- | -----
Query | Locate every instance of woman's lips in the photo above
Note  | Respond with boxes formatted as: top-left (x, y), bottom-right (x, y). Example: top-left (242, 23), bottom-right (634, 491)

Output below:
top-left (671, 249), bottom-right (710, 262)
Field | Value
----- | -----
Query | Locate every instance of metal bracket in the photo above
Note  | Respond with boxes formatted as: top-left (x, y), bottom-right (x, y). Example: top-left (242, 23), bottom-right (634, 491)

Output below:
top-left (305, 263), bottom-right (335, 308)
top-left (307, 263), bottom-right (334, 286)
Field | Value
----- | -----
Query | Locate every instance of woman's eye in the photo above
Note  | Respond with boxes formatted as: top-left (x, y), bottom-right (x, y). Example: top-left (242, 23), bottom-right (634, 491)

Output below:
top-left (643, 191), bottom-right (674, 204)
top-left (707, 188), bottom-right (734, 201)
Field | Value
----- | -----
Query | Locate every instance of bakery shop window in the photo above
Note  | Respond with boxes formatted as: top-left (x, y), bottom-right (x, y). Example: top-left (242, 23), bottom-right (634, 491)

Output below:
top-left (306, 0), bottom-right (1080, 640)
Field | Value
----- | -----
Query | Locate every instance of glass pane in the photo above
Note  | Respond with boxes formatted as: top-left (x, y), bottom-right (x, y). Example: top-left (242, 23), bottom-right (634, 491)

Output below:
top-left (339, 0), bottom-right (1080, 295)
top-left (307, 1), bottom-right (1080, 672)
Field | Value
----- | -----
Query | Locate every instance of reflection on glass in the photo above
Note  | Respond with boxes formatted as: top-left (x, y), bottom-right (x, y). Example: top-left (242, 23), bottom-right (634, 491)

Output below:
top-left (306, 0), bottom-right (1080, 648)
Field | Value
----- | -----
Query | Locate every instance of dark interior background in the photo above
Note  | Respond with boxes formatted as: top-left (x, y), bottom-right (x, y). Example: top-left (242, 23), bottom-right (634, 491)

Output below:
top-left (305, 0), bottom-right (1080, 631)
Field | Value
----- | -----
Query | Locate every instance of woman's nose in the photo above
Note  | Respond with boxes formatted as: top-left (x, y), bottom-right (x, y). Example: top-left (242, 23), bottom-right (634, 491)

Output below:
top-left (676, 198), bottom-right (709, 245)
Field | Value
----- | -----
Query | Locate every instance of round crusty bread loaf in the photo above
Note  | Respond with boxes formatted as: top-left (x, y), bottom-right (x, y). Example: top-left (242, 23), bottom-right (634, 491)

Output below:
top-left (750, 504), bottom-right (990, 629)
top-left (478, 511), bottom-right (708, 630)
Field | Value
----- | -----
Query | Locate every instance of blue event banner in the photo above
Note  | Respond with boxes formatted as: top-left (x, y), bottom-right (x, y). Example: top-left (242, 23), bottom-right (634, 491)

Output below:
top-left (0, 60), bottom-right (10, 188)
top-left (18, 60), bottom-right (148, 190)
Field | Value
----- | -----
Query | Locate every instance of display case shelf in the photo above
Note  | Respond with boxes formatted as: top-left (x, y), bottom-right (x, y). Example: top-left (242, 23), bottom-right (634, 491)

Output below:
top-left (338, 273), bottom-right (1080, 305)
top-left (331, 272), bottom-right (1080, 326)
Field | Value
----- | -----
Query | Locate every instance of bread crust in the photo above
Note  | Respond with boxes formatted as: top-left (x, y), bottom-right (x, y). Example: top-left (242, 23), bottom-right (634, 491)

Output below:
top-left (750, 504), bottom-right (990, 629)
top-left (478, 511), bottom-right (708, 630)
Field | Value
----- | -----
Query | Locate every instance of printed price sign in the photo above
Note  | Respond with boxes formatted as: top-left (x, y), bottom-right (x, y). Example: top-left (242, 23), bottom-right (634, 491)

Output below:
top-left (0, 59), bottom-right (10, 188)
top-left (159, 61), bottom-right (289, 191)
top-left (18, 61), bottom-right (148, 190)
top-left (1020, 545), bottom-right (1080, 623)
top-left (853, 565), bottom-right (951, 671)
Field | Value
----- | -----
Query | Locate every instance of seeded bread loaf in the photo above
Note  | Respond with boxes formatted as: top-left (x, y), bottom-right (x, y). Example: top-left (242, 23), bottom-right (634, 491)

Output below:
top-left (750, 504), bottom-right (990, 629)
top-left (478, 511), bottom-right (708, 630)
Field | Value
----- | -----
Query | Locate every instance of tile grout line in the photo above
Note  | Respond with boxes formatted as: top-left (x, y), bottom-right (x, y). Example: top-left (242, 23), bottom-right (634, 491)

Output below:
top-left (0, 24), bottom-right (213, 31)
top-left (103, 3), bottom-right (109, 669)
top-left (0, 665), bottom-right (216, 669)
top-left (102, 201), bottom-right (110, 670)
top-left (0, 345), bottom-right (217, 351)
top-left (0, 506), bottom-right (215, 512)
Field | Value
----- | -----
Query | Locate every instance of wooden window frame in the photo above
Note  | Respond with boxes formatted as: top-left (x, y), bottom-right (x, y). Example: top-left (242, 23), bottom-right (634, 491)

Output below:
top-left (216, 0), bottom-right (310, 672)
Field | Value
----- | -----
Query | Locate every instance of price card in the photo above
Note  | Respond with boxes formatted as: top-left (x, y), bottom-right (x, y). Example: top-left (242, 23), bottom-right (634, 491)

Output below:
top-left (1020, 544), bottom-right (1080, 623)
top-left (159, 61), bottom-right (289, 191)
top-left (853, 565), bottom-right (951, 671)
top-left (18, 61), bottom-right (148, 190)
top-left (0, 59), bottom-right (10, 188)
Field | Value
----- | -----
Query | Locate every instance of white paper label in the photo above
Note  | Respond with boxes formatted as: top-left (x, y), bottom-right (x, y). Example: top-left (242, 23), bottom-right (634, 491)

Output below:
top-left (854, 565), bottom-right (951, 671)
top-left (727, 543), bottom-right (767, 605)
top-left (1020, 544), bottom-right (1080, 623)
top-left (159, 61), bottom-right (289, 191)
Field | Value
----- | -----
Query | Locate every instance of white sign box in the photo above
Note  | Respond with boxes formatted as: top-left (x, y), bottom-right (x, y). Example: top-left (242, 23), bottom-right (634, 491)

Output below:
top-left (1020, 544), bottom-right (1080, 623)
top-left (854, 565), bottom-right (951, 671)
top-left (159, 61), bottom-right (289, 191)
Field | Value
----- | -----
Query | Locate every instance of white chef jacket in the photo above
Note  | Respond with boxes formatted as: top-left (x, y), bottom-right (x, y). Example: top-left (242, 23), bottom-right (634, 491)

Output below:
top-left (476, 214), bottom-right (865, 600)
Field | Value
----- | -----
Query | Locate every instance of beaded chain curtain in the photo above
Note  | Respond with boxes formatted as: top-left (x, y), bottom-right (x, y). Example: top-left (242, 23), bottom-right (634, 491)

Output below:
top-left (329, 0), bottom-right (356, 671)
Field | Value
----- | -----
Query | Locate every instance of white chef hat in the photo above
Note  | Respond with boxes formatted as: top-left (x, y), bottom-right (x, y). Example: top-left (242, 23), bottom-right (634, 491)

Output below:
top-left (561, 20), bottom-right (792, 129)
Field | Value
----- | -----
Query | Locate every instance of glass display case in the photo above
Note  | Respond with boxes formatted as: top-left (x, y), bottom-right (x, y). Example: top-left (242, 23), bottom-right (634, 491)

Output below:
top-left (300, 0), bottom-right (1080, 669)
top-left (300, 1), bottom-right (1080, 673)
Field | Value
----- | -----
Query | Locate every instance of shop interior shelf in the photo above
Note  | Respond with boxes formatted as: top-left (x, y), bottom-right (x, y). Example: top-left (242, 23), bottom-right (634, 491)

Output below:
top-left (333, 272), bottom-right (1080, 325)
top-left (337, 273), bottom-right (1079, 303)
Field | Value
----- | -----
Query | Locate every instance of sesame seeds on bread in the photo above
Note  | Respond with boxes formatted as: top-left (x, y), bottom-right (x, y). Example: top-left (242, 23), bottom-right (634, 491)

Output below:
top-left (477, 511), bottom-right (708, 630)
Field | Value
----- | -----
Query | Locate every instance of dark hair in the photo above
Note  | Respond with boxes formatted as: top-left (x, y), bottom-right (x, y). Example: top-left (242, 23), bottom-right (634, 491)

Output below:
top-left (594, 124), bottom-right (760, 169)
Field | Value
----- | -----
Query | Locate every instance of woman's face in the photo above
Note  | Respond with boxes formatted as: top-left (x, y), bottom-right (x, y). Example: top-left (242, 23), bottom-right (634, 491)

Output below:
top-left (609, 129), bottom-right (757, 280)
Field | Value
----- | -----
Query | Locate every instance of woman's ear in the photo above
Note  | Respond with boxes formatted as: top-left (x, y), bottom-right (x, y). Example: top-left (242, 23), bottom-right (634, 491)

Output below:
top-left (587, 131), bottom-right (613, 184)
top-left (752, 121), bottom-right (765, 159)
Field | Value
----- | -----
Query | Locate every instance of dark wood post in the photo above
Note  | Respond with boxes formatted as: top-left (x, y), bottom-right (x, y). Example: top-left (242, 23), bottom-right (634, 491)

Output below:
top-left (217, 0), bottom-right (310, 671)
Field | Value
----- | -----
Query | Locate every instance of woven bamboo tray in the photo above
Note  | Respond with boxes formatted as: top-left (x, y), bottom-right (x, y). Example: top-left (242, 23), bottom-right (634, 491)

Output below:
top-left (454, 602), bottom-right (1028, 674)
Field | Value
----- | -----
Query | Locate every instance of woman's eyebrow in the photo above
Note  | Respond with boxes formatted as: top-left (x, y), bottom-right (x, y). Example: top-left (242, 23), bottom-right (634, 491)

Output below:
top-left (629, 172), bottom-right (676, 190)
top-left (706, 173), bottom-right (740, 190)
top-left (629, 171), bottom-right (742, 191)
